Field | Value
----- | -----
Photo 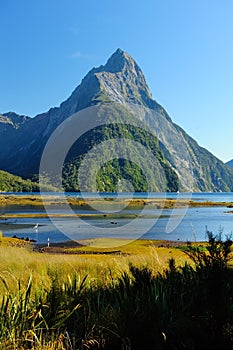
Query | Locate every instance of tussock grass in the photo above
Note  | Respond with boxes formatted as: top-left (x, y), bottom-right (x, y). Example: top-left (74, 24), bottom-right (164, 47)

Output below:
top-left (0, 237), bottom-right (189, 295)
top-left (0, 234), bottom-right (232, 349)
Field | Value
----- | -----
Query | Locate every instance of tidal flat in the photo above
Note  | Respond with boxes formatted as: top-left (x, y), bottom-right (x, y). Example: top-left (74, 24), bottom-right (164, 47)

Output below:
top-left (0, 193), bottom-right (232, 208)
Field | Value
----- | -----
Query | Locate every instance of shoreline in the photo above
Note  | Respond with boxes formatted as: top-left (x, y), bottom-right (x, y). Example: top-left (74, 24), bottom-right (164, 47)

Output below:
top-left (0, 194), bottom-right (233, 208)
top-left (1, 194), bottom-right (233, 252)
top-left (1, 236), bottom-right (205, 255)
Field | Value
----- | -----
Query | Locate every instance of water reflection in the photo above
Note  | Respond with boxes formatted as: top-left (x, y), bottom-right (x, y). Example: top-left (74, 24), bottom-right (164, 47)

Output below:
top-left (1, 203), bottom-right (233, 244)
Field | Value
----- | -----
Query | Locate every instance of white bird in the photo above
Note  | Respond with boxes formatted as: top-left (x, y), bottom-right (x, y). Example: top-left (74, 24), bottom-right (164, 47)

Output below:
top-left (33, 223), bottom-right (39, 231)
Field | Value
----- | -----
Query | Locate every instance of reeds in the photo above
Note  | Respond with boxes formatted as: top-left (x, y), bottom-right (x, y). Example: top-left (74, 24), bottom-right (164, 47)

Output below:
top-left (0, 234), bottom-right (232, 349)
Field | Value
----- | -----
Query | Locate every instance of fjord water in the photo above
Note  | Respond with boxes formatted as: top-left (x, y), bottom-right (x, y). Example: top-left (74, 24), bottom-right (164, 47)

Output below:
top-left (1, 192), bottom-right (233, 244)
top-left (4, 191), bottom-right (233, 202)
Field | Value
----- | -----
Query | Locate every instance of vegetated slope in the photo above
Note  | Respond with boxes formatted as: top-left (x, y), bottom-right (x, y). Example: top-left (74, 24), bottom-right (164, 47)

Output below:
top-left (0, 169), bottom-right (57, 192)
top-left (1, 49), bottom-right (233, 191)
top-left (0, 169), bottom-right (39, 192)
top-left (62, 103), bottom-right (179, 192)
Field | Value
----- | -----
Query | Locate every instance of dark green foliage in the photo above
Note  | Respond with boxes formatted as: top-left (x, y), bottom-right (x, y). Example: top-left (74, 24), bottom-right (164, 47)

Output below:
top-left (0, 170), bottom-right (57, 192)
top-left (184, 228), bottom-right (232, 270)
top-left (62, 121), bottom-right (179, 192)
top-left (0, 170), bottom-right (39, 192)
top-left (0, 233), bottom-right (232, 349)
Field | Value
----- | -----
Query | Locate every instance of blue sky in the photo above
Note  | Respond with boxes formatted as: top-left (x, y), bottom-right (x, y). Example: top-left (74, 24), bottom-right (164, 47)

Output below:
top-left (1, 0), bottom-right (233, 162)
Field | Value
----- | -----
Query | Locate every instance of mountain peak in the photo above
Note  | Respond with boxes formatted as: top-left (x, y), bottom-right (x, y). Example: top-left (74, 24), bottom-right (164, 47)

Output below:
top-left (0, 112), bottom-right (30, 126)
top-left (61, 49), bottom-right (155, 111)
top-left (90, 48), bottom-right (154, 106)
top-left (103, 48), bottom-right (133, 73)
top-left (1, 49), bottom-right (233, 193)
top-left (114, 48), bottom-right (125, 55)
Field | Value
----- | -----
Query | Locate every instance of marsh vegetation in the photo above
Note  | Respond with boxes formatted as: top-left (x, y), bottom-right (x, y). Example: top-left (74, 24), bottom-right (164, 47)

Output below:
top-left (0, 232), bottom-right (232, 349)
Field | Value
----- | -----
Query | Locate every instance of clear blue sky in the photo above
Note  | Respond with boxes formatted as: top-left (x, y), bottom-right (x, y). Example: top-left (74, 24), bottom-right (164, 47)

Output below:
top-left (1, 0), bottom-right (233, 162)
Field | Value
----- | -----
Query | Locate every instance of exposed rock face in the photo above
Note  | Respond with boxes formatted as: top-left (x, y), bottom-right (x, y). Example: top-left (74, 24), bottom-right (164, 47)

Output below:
top-left (94, 49), bottom-right (154, 106)
top-left (226, 160), bottom-right (233, 169)
top-left (0, 112), bottom-right (29, 132)
top-left (0, 48), bottom-right (233, 191)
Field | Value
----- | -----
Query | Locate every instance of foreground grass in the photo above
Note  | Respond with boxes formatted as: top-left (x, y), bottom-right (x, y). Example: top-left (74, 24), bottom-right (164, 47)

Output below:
top-left (0, 235), bottom-right (233, 349)
top-left (0, 237), bottom-right (188, 295)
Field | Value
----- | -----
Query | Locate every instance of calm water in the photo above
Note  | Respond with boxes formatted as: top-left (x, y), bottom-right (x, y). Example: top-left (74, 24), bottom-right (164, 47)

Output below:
top-left (1, 192), bottom-right (233, 244)
top-left (4, 191), bottom-right (233, 202)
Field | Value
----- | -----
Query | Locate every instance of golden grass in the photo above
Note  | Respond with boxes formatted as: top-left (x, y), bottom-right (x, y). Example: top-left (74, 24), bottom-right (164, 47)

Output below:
top-left (1, 194), bottom-right (232, 209)
top-left (0, 237), bottom-right (191, 296)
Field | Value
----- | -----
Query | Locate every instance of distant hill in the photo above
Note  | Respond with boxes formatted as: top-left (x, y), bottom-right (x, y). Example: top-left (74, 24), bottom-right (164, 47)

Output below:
top-left (0, 170), bottom-right (57, 192)
top-left (0, 170), bottom-right (39, 192)
top-left (1, 49), bottom-right (233, 192)
top-left (226, 159), bottom-right (233, 169)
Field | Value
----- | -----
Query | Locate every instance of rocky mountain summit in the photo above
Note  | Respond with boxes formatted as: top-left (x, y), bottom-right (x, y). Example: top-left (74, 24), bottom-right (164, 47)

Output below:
top-left (226, 159), bottom-right (233, 169)
top-left (0, 112), bottom-right (29, 132)
top-left (1, 49), bottom-right (233, 192)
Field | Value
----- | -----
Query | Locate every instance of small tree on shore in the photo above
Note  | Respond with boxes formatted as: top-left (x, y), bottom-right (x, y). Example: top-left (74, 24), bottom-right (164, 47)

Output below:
top-left (184, 227), bottom-right (232, 271)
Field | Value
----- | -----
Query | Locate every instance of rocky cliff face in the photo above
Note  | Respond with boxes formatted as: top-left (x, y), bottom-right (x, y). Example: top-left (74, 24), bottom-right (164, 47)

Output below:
top-left (0, 49), bottom-right (233, 191)
top-left (226, 160), bottom-right (233, 169)
top-left (0, 112), bottom-right (29, 132)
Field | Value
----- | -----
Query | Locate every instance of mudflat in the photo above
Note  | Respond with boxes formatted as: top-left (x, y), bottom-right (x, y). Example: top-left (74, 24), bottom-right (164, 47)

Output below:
top-left (0, 194), bottom-right (231, 208)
